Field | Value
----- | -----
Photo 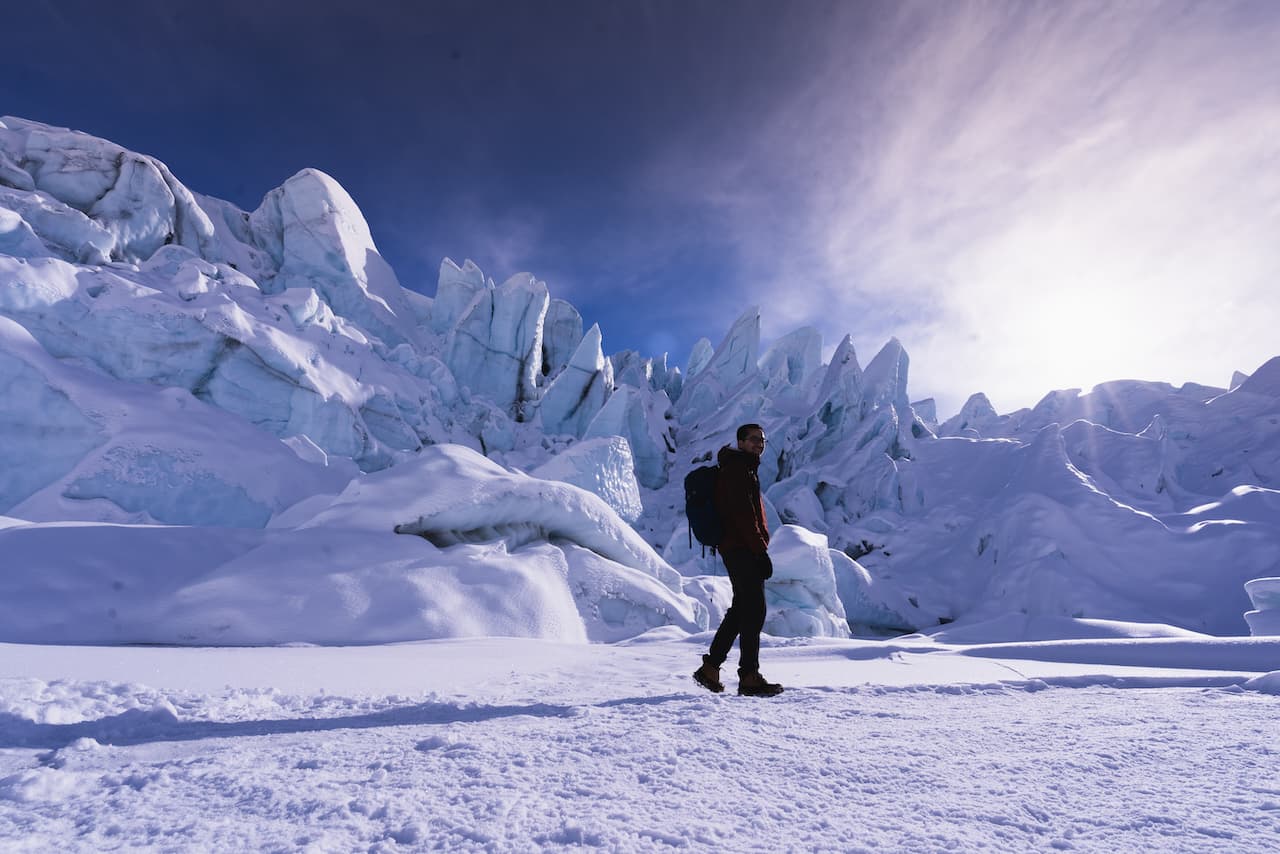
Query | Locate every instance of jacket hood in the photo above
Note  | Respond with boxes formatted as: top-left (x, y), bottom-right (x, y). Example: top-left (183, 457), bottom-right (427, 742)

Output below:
top-left (718, 444), bottom-right (760, 471)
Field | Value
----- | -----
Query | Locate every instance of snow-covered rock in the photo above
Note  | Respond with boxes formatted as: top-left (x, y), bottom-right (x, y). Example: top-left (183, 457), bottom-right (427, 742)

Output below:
top-left (161, 531), bottom-right (593, 645)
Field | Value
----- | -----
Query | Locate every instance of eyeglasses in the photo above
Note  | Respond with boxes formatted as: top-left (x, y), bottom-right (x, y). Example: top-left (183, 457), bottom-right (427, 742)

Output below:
top-left (744, 435), bottom-right (767, 445)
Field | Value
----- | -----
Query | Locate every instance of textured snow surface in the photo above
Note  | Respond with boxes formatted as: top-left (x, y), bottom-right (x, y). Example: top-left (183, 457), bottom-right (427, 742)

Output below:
top-left (1, 637), bottom-right (1278, 852)
top-left (529, 435), bottom-right (643, 523)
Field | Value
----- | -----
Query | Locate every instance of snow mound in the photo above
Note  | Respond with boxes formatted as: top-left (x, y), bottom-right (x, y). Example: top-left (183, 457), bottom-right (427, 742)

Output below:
top-left (1244, 577), bottom-right (1280, 636)
top-left (309, 444), bottom-right (682, 591)
top-left (0, 444), bottom-right (709, 644)
top-left (1244, 670), bottom-right (1280, 694)
top-left (763, 526), bottom-right (851, 638)
top-left (530, 436), bottom-right (644, 523)
top-left (923, 615), bottom-right (1214, 644)
top-left (158, 531), bottom-right (592, 645)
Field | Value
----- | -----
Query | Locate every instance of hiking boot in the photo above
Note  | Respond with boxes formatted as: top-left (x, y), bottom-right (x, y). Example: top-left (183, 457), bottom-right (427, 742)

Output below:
top-left (737, 671), bottom-right (783, 697)
top-left (692, 655), bottom-right (724, 693)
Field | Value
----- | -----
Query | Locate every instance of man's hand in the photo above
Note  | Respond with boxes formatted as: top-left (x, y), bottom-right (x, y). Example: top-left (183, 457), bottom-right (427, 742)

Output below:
top-left (759, 552), bottom-right (773, 580)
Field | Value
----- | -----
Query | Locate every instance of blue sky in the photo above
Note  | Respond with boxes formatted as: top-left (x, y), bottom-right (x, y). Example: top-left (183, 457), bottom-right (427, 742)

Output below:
top-left (6, 0), bottom-right (1279, 417)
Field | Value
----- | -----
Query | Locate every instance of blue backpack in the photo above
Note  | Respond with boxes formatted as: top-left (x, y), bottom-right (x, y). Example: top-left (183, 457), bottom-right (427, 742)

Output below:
top-left (684, 464), bottom-right (722, 555)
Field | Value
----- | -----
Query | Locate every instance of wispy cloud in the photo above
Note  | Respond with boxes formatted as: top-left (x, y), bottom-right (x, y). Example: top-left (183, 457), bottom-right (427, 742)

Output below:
top-left (650, 0), bottom-right (1280, 416)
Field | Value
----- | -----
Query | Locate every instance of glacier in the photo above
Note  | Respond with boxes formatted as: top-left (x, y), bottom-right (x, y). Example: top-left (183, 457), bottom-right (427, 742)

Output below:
top-left (2, 114), bottom-right (1278, 645)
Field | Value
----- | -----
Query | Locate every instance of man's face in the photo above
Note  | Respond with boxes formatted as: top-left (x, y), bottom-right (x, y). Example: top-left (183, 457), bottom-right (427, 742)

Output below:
top-left (737, 429), bottom-right (767, 457)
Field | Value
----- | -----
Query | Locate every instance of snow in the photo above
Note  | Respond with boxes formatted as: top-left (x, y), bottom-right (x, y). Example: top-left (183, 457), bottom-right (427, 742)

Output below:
top-left (1245, 577), bottom-right (1280, 636)
top-left (583, 385), bottom-right (674, 489)
top-left (758, 324), bottom-right (823, 413)
top-left (684, 336), bottom-right (714, 378)
top-left (541, 296), bottom-right (584, 379)
top-left (674, 306), bottom-right (762, 426)
top-left (1236, 355), bottom-right (1280, 399)
top-left (3, 115), bottom-right (1278, 645)
top-left (537, 322), bottom-right (612, 438)
top-left (0, 443), bottom-right (705, 645)
top-left (430, 257), bottom-right (487, 335)
top-left (760, 525), bottom-right (851, 638)
top-left (446, 272), bottom-right (549, 418)
top-left (3, 116), bottom-right (1280, 847)
top-left (0, 315), bottom-right (351, 525)
top-left (250, 168), bottom-right (422, 350)
top-left (2, 636), bottom-right (1279, 851)
top-left (530, 435), bottom-right (643, 523)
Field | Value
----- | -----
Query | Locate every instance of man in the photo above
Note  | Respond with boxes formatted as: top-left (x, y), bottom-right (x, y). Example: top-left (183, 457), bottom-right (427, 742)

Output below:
top-left (692, 423), bottom-right (784, 697)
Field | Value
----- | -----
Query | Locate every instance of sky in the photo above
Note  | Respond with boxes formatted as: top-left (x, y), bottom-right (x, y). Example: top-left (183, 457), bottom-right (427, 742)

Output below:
top-left (5, 0), bottom-right (1279, 417)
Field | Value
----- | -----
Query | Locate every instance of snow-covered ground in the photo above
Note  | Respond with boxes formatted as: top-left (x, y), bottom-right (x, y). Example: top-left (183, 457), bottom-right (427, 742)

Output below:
top-left (4, 117), bottom-right (1280, 851)
top-left (3, 634), bottom-right (1279, 852)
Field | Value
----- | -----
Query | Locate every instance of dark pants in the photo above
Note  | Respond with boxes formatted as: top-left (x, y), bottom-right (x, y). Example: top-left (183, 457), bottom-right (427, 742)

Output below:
top-left (707, 549), bottom-right (767, 675)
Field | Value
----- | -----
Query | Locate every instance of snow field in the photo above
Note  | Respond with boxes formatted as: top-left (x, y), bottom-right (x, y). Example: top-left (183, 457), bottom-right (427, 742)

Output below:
top-left (7, 687), bottom-right (1278, 852)
top-left (1, 637), bottom-right (1278, 852)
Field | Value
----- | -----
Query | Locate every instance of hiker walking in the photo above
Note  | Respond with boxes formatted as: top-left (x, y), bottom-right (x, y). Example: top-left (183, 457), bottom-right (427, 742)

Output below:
top-left (693, 423), bottom-right (784, 697)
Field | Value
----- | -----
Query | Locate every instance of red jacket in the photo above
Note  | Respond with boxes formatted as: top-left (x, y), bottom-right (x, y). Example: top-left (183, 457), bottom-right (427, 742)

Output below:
top-left (715, 445), bottom-right (770, 554)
